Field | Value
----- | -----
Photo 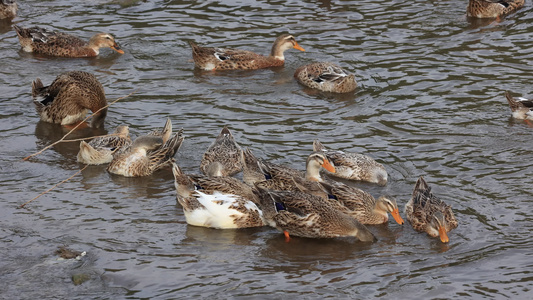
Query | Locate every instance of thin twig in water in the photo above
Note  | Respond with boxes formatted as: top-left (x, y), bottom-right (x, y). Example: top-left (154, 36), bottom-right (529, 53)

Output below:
top-left (62, 132), bottom-right (122, 143)
top-left (22, 90), bottom-right (137, 161)
top-left (19, 165), bottom-right (89, 208)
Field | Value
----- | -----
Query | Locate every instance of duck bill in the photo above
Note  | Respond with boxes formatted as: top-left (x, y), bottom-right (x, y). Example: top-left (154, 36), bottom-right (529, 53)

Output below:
top-left (293, 42), bottom-right (305, 52)
top-left (112, 42), bottom-right (125, 54)
top-left (391, 208), bottom-right (404, 225)
top-left (322, 159), bottom-right (336, 173)
top-left (438, 225), bottom-right (449, 243)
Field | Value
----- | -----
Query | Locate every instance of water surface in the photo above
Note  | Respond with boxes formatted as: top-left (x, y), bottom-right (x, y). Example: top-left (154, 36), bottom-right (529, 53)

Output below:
top-left (1, 0), bottom-right (532, 299)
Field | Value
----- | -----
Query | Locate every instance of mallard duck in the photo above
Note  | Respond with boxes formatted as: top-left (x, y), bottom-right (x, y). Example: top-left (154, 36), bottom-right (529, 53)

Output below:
top-left (313, 139), bottom-right (388, 186)
top-left (294, 62), bottom-right (357, 93)
top-left (189, 34), bottom-right (305, 70)
top-left (107, 121), bottom-right (184, 177)
top-left (172, 163), bottom-right (265, 229)
top-left (241, 147), bottom-right (268, 186)
top-left (262, 151), bottom-right (335, 183)
top-left (467, 0), bottom-right (524, 18)
top-left (77, 125), bottom-right (132, 165)
top-left (31, 71), bottom-right (108, 129)
top-left (0, 0), bottom-right (17, 19)
top-left (320, 182), bottom-right (404, 225)
top-left (242, 150), bottom-right (335, 198)
top-left (56, 246), bottom-right (85, 260)
top-left (13, 25), bottom-right (124, 57)
top-left (505, 90), bottom-right (533, 120)
top-left (405, 176), bottom-right (458, 243)
top-left (254, 184), bottom-right (376, 242)
top-left (200, 126), bottom-right (243, 177)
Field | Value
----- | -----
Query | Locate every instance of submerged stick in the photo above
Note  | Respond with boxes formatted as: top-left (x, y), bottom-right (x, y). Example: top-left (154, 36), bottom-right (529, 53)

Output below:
top-left (22, 90), bottom-right (137, 161)
top-left (19, 165), bottom-right (89, 208)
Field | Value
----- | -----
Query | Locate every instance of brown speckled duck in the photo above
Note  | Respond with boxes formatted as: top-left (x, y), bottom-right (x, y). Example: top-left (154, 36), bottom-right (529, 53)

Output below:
top-left (467, 0), bottom-right (524, 18)
top-left (32, 71), bottom-right (108, 129)
top-left (200, 126), bottom-right (243, 177)
top-left (77, 125), bottom-right (132, 165)
top-left (313, 140), bottom-right (388, 186)
top-left (0, 0), bottom-right (17, 19)
top-left (13, 25), bottom-right (124, 57)
top-left (254, 184), bottom-right (376, 242)
top-left (505, 90), bottom-right (533, 120)
top-left (294, 62), bottom-right (357, 93)
top-left (257, 152), bottom-right (335, 197)
top-left (405, 176), bottom-right (458, 243)
top-left (189, 34), bottom-right (305, 70)
top-left (107, 120), bottom-right (184, 177)
top-left (320, 182), bottom-right (404, 225)
top-left (172, 163), bottom-right (265, 229)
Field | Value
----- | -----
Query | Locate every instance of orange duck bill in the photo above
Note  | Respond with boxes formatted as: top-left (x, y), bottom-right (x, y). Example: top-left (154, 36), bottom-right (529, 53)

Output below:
top-left (438, 225), bottom-right (449, 243)
top-left (390, 208), bottom-right (404, 225)
top-left (293, 42), bottom-right (305, 52)
top-left (322, 159), bottom-right (336, 173)
top-left (112, 42), bottom-right (125, 54)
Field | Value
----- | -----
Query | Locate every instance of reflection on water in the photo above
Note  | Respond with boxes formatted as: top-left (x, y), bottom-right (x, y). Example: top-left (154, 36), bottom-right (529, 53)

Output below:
top-left (0, 0), bottom-right (532, 298)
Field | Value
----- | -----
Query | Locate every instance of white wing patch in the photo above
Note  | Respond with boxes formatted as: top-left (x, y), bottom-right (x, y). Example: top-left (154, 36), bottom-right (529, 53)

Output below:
top-left (187, 191), bottom-right (246, 229)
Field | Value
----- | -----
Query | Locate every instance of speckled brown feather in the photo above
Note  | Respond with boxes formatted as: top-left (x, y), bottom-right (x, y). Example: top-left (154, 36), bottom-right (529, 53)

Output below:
top-left (254, 152), bottom-right (334, 198)
top-left (294, 62), bottom-right (357, 93)
top-left (405, 177), bottom-right (458, 236)
top-left (200, 126), bottom-right (243, 176)
top-left (505, 91), bottom-right (533, 120)
top-left (320, 182), bottom-right (398, 225)
top-left (467, 0), bottom-right (524, 18)
top-left (108, 129), bottom-right (184, 177)
top-left (77, 125), bottom-right (132, 165)
top-left (313, 140), bottom-right (388, 186)
top-left (254, 186), bottom-right (376, 241)
top-left (0, 0), bottom-right (17, 19)
top-left (13, 25), bottom-right (123, 57)
top-left (188, 173), bottom-right (261, 205)
top-left (31, 71), bottom-right (107, 128)
top-left (189, 42), bottom-right (283, 70)
top-left (241, 148), bottom-right (266, 186)
top-left (257, 162), bottom-right (329, 199)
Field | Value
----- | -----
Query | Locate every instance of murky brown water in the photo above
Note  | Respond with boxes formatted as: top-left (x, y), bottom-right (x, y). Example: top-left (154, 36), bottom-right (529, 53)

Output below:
top-left (1, 0), bottom-right (532, 298)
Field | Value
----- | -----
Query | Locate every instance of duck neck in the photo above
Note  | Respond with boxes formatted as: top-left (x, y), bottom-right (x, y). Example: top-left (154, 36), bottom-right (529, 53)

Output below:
top-left (372, 201), bottom-right (389, 222)
top-left (305, 162), bottom-right (323, 182)
top-left (270, 43), bottom-right (286, 61)
top-left (90, 108), bottom-right (107, 129)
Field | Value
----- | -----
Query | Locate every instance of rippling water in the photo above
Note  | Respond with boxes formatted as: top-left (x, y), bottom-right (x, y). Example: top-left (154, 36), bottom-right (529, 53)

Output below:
top-left (1, 0), bottom-right (532, 298)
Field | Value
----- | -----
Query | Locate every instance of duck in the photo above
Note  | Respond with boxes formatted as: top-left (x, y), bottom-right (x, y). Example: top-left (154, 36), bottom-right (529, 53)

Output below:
top-left (172, 163), bottom-right (265, 229)
top-left (77, 125), bottom-right (132, 165)
top-left (31, 71), bottom-right (108, 129)
top-left (13, 25), bottom-right (124, 57)
top-left (505, 90), bottom-right (533, 120)
top-left (467, 0), bottom-right (524, 18)
top-left (200, 126), bottom-right (243, 177)
top-left (319, 181), bottom-right (404, 225)
top-left (241, 147), bottom-right (266, 186)
top-left (107, 120), bottom-right (184, 177)
top-left (0, 0), bottom-right (17, 19)
top-left (294, 62), bottom-right (357, 93)
top-left (405, 176), bottom-right (458, 243)
top-left (243, 149), bottom-right (336, 198)
top-left (189, 33), bottom-right (305, 70)
top-left (313, 139), bottom-right (388, 186)
top-left (253, 184), bottom-right (376, 242)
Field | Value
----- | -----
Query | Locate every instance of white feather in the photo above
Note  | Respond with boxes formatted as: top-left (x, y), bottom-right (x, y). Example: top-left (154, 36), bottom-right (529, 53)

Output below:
top-left (184, 191), bottom-right (248, 229)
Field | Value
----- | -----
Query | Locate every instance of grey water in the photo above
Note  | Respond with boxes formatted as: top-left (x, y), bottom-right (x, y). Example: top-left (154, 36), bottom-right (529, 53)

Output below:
top-left (0, 0), bottom-right (532, 299)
